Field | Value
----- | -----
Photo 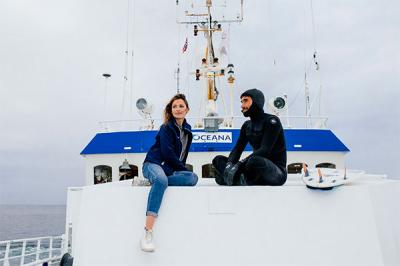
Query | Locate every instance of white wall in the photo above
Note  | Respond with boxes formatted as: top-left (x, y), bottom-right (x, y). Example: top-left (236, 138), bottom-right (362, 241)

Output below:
top-left (83, 151), bottom-right (346, 185)
top-left (70, 179), bottom-right (400, 266)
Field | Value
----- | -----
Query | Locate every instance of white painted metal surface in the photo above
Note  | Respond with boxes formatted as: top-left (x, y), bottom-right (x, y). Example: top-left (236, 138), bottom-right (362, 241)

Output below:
top-left (83, 151), bottom-right (346, 185)
top-left (67, 176), bottom-right (400, 266)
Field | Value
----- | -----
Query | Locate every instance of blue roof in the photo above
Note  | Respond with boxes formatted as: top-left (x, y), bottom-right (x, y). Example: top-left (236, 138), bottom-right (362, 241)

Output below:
top-left (80, 129), bottom-right (349, 155)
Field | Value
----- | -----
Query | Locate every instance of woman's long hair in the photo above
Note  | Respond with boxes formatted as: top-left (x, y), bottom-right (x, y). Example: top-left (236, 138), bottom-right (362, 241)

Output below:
top-left (163, 93), bottom-right (189, 124)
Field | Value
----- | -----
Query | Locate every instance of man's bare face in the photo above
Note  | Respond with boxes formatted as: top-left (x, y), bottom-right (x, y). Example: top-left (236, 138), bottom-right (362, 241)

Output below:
top-left (241, 96), bottom-right (252, 113)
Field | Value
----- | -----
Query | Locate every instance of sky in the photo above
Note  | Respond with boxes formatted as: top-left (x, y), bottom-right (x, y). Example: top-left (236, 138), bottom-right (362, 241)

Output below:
top-left (0, 0), bottom-right (399, 204)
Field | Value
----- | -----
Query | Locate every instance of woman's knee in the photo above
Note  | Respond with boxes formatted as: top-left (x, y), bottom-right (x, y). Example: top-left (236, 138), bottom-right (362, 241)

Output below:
top-left (153, 175), bottom-right (168, 188)
top-left (187, 173), bottom-right (198, 186)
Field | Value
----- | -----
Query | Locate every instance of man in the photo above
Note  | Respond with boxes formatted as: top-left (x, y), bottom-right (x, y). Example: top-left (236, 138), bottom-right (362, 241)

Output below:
top-left (212, 88), bottom-right (287, 186)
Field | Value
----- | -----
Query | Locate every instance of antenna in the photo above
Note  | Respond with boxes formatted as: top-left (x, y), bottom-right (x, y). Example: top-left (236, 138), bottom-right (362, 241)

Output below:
top-left (304, 73), bottom-right (311, 128)
top-left (176, 0), bottom-right (243, 131)
top-left (102, 73), bottom-right (111, 131)
top-left (174, 64), bottom-right (180, 94)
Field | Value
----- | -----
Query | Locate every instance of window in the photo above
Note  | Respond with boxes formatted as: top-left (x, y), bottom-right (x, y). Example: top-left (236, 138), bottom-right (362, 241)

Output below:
top-left (94, 165), bottom-right (112, 184)
top-left (315, 163), bottom-right (336, 169)
top-left (185, 164), bottom-right (193, 172)
top-left (287, 163), bottom-right (304, 174)
top-left (119, 164), bottom-right (139, 181)
top-left (202, 163), bottom-right (217, 178)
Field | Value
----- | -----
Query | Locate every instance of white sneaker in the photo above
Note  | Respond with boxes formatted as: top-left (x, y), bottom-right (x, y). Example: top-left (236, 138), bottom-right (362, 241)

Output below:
top-left (132, 177), bottom-right (151, 186)
top-left (140, 229), bottom-right (155, 252)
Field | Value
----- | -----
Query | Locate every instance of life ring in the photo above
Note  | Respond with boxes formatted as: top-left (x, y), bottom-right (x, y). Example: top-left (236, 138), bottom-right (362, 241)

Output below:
top-left (59, 253), bottom-right (74, 266)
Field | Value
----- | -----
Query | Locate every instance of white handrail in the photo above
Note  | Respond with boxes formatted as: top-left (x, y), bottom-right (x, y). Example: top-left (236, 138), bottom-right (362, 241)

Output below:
top-left (0, 235), bottom-right (65, 266)
top-left (98, 115), bottom-right (329, 132)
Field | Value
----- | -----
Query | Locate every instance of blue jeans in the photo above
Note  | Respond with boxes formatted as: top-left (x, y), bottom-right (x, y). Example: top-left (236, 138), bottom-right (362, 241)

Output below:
top-left (142, 162), bottom-right (198, 217)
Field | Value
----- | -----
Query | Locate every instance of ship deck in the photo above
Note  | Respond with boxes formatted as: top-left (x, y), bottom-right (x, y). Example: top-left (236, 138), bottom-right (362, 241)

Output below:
top-left (66, 174), bottom-right (400, 266)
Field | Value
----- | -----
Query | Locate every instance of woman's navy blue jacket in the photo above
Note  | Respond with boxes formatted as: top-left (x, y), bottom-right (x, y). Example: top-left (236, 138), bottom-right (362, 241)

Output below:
top-left (144, 119), bottom-right (193, 176)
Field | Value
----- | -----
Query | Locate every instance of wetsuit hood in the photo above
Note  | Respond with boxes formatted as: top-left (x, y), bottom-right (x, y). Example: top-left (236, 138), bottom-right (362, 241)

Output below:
top-left (240, 88), bottom-right (265, 118)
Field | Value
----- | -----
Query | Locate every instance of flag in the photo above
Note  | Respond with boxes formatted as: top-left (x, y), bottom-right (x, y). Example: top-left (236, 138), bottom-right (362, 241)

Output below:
top-left (182, 37), bottom-right (188, 53)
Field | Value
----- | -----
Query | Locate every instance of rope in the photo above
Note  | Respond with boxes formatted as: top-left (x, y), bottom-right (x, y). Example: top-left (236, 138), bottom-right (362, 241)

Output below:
top-left (176, 13), bottom-right (182, 94)
top-left (303, 1), bottom-right (307, 77)
top-left (266, 0), bottom-right (275, 67)
top-left (227, 23), bottom-right (231, 64)
top-left (309, 0), bottom-right (324, 117)
top-left (129, 0), bottom-right (136, 118)
top-left (310, 0), bottom-right (318, 56)
top-left (186, 18), bottom-right (198, 103)
top-left (288, 57), bottom-right (315, 108)
top-left (121, 0), bottom-right (131, 119)
top-left (218, 77), bottom-right (228, 117)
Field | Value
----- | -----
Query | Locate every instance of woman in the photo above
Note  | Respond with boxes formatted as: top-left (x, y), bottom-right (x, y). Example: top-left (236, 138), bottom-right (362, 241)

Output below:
top-left (140, 93), bottom-right (198, 252)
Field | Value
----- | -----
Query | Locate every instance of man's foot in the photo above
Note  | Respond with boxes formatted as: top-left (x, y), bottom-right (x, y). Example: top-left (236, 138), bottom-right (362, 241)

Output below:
top-left (224, 172), bottom-right (234, 186)
top-left (214, 172), bottom-right (226, 185)
top-left (140, 228), bottom-right (155, 252)
top-left (238, 174), bottom-right (247, 186)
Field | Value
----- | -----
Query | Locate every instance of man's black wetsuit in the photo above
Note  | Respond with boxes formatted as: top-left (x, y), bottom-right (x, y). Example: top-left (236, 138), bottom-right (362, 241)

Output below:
top-left (212, 88), bottom-right (287, 186)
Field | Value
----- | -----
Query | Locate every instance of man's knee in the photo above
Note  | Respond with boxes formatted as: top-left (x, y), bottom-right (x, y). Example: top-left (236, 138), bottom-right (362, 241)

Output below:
top-left (246, 156), bottom-right (267, 168)
top-left (215, 175), bottom-right (226, 185)
top-left (269, 175), bottom-right (286, 186)
top-left (212, 155), bottom-right (229, 185)
top-left (244, 156), bottom-right (266, 179)
top-left (212, 155), bottom-right (228, 168)
top-left (244, 156), bottom-right (286, 186)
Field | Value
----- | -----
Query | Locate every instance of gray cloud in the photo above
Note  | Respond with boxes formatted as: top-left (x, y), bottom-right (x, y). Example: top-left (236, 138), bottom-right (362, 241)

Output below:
top-left (0, 0), bottom-right (399, 204)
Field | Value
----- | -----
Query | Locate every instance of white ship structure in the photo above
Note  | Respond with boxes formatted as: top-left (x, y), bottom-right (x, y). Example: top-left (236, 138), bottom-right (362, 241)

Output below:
top-left (1, 1), bottom-right (399, 266)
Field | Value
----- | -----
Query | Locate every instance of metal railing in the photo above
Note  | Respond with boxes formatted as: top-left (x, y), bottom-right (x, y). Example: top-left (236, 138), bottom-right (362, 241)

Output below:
top-left (0, 235), bottom-right (65, 266)
top-left (98, 115), bottom-right (328, 132)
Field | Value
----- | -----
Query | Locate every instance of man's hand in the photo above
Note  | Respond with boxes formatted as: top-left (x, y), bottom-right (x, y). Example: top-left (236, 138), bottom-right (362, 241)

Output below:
top-left (223, 161), bottom-right (242, 186)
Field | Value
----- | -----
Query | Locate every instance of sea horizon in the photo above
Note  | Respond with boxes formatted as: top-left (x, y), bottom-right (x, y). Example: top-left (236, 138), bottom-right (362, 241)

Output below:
top-left (0, 204), bottom-right (66, 241)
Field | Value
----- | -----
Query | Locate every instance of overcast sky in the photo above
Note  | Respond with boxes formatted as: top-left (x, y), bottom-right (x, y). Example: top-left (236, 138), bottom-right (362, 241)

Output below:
top-left (0, 0), bottom-right (399, 204)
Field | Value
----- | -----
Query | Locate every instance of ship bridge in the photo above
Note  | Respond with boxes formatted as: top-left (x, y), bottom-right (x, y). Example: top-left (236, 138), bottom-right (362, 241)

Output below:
top-left (80, 128), bottom-right (349, 186)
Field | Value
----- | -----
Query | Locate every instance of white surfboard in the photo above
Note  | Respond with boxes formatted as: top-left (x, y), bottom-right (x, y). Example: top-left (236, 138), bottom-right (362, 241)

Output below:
top-left (301, 166), bottom-right (364, 190)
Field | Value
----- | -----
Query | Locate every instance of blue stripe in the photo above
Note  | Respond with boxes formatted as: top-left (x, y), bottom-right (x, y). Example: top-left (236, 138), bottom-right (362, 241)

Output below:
top-left (80, 129), bottom-right (349, 155)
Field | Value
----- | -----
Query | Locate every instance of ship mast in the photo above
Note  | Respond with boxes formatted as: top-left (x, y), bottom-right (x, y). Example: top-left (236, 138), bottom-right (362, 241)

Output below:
top-left (176, 0), bottom-right (243, 131)
top-left (204, 0), bottom-right (218, 117)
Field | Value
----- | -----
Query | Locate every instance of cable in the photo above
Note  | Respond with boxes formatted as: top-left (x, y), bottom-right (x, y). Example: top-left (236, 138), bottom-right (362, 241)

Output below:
top-left (121, 0), bottom-right (131, 120)
top-left (129, 0), bottom-right (136, 120)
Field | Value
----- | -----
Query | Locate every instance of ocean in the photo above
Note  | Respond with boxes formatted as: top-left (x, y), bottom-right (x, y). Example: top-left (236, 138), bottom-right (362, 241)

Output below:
top-left (0, 205), bottom-right (66, 241)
